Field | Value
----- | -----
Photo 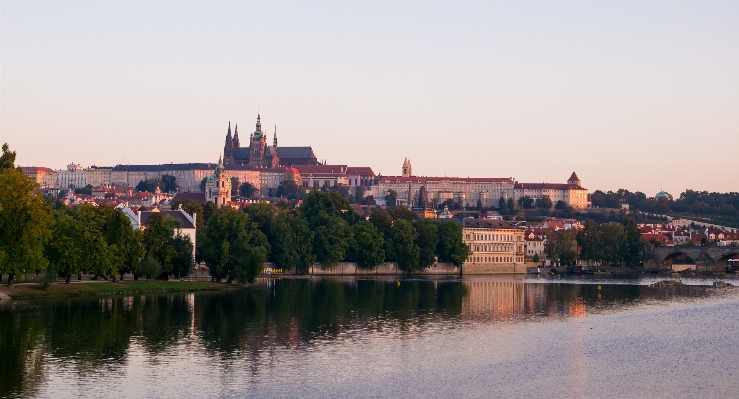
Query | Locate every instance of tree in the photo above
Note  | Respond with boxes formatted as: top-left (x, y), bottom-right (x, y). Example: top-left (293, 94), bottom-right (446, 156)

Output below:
top-left (170, 233), bottom-right (195, 279)
top-left (369, 209), bottom-right (394, 241)
top-left (577, 221), bottom-right (601, 264)
top-left (621, 217), bottom-right (644, 266)
top-left (535, 195), bottom-right (553, 210)
top-left (349, 221), bottom-right (385, 269)
top-left (518, 196), bottom-right (534, 209)
top-left (388, 206), bottom-right (418, 222)
top-left (555, 200), bottom-right (567, 210)
top-left (313, 217), bottom-right (350, 267)
top-left (276, 179), bottom-right (302, 200)
top-left (200, 208), bottom-right (267, 284)
top-left (436, 221), bottom-right (469, 267)
top-left (0, 143), bottom-right (17, 170)
top-left (74, 184), bottom-right (93, 195)
top-left (300, 189), bottom-right (357, 228)
top-left (139, 254), bottom-right (162, 281)
top-left (545, 229), bottom-right (577, 266)
top-left (229, 177), bottom-right (240, 197)
top-left (161, 175), bottom-right (178, 193)
top-left (200, 177), bottom-right (208, 193)
top-left (414, 219), bottom-right (440, 269)
top-left (135, 179), bottom-right (163, 193)
top-left (245, 202), bottom-right (277, 246)
top-left (498, 197), bottom-right (508, 214)
top-left (96, 206), bottom-right (144, 280)
top-left (354, 185), bottom-right (367, 204)
top-left (0, 167), bottom-right (53, 287)
top-left (239, 182), bottom-right (257, 197)
top-left (141, 213), bottom-right (180, 278)
top-left (507, 198), bottom-right (515, 213)
top-left (385, 189), bottom-right (398, 207)
top-left (387, 219), bottom-right (420, 272)
top-left (532, 253), bottom-right (540, 263)
top-left (270, 213), bottom-right (315, 274)
top-left (46, 216), bottom-right (83, 283)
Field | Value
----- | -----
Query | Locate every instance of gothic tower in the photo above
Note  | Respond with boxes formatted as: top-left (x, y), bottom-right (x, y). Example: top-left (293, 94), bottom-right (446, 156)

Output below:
top-left (249, 114), bottom-right (268, 168)
top-left (233, 123), bottom-right (240, 148)
top-left (223, 122), bottom-right (234, 164)
top-left (402, 158), bottom-right (412, 177)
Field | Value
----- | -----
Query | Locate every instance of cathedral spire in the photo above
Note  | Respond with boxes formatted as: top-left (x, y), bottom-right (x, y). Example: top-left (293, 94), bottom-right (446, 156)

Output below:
top-left (273, 125), bottom-right (278, 147)
top-left (233, 123), bottom-right (240, 148)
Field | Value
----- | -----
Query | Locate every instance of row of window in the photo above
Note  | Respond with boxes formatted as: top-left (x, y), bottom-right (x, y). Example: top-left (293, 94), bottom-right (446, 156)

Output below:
top-left (467, 256), bottom-right (522, 263)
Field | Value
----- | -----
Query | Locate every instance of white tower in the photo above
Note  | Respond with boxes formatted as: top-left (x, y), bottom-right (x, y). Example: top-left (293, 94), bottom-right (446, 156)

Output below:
top-left (402, 158), bottom-right (412, 177)
top-left (206, 155), bottom-right (231, 207)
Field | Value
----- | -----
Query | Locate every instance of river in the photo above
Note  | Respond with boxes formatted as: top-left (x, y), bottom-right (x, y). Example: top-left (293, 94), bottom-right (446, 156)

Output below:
top-left (2, 276), bottom-right (739, 398)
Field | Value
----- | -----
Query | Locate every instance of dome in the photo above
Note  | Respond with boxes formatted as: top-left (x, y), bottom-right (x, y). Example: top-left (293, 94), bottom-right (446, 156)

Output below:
top-left (655, 190), bottom-right (672, 200)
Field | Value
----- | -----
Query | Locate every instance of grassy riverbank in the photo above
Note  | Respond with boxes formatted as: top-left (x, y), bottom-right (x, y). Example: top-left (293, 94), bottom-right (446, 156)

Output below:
top-left (0, 281), bottom-right (235, 299)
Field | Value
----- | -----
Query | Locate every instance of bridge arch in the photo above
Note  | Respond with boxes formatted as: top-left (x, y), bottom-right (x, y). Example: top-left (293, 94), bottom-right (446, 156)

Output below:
top-left (716, 252), bottom-right (739, 269)
top-left (660, 251), bottom-right (696, 271)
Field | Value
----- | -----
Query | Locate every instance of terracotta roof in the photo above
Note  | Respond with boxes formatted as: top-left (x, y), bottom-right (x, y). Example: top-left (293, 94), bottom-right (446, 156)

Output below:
top-left (347, 167), bottom-right (375, 176)
top-left (21, 166), bottom-right (55, 173)
top-left (294, 165), bottom-right (348, 174)
top-left (515, 183), bottom-right (585, 190)
top-left (463, 218), bottom-right (522, 229)
top-left (381, 176), bottom-right (513, 183)
top-left (568, 172), bottom-right (580, 181)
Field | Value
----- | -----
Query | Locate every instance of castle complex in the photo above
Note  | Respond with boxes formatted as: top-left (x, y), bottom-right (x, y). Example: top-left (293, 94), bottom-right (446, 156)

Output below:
top-left (223, 114), bottom-right (319, 168)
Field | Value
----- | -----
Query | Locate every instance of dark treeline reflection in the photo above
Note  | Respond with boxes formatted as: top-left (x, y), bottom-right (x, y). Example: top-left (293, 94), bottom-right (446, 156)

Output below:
top-left (0, 279), bottom-right (719, 397)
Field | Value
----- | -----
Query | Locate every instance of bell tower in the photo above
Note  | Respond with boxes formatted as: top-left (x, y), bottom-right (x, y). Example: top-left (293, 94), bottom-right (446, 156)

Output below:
top-left (402, 158), bottom-right (412, 177)
top-left (249, 114), bottom-right (268, 168)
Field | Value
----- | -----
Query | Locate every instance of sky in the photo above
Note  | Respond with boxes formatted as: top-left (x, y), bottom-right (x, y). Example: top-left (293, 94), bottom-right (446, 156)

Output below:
top-left (1, 1), bottom-right (737, 197)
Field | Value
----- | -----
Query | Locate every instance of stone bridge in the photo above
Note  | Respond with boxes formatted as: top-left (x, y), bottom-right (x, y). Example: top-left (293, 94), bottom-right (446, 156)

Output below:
top-left (643, 246), bottom-right (739, 272)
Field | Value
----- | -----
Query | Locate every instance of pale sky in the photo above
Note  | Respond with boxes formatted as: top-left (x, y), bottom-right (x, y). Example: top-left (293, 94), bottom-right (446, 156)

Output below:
top-left (1, 1), bottom-right (737, 197)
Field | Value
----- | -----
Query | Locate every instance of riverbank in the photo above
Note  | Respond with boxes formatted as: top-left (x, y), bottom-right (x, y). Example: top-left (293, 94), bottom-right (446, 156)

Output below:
top-left (0, 281), bottom-right (237, 299)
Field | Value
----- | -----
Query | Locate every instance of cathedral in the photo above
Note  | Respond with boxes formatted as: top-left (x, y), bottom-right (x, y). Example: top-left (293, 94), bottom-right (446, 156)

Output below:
top-left (223, 114), bottom-right (319, 168)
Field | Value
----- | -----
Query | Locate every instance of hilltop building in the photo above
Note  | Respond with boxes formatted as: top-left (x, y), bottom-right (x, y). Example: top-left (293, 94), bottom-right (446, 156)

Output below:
top-left (223, 114), bottom-right (319, 168)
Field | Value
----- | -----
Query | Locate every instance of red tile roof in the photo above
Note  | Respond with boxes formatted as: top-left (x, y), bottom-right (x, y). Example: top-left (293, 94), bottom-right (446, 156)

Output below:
top-left (380, 176), bottom-right (513, 183)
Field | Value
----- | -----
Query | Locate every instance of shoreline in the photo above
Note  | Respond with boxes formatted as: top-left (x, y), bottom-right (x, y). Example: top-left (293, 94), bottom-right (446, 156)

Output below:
top-left (0, 281), bottom-right (240, 299)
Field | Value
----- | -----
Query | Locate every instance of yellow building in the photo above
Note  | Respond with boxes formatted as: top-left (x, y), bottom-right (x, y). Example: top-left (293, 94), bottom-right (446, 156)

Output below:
top-left (462, 219), bottom-right (526, 274)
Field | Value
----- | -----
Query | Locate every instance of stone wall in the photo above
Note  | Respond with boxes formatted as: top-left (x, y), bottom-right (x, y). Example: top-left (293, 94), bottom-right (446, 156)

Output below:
top-left (461, 262), bottom-right (527, 275)
top-left (261, 262), bottom-right (460, 276)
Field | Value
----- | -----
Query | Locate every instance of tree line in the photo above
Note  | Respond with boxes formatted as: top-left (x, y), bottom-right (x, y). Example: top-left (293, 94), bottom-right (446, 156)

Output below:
top-left (590, 188), bottom-right (739, 218)
top-left (175, 189), bottom-right (470, 284)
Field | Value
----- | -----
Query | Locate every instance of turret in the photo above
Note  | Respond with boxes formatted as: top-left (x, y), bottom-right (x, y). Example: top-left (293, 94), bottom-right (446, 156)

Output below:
top-left (273, 125), bottom-right (278, 147)
top-left (233, 123), bottom-right (240, 148)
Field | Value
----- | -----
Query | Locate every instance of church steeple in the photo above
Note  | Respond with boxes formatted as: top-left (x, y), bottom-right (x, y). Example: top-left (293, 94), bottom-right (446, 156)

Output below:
top-left (273, 125), bottom-right (278, 147)
top-left (233, 123), bottom-right (240, 148)
top-left (224, 121), bottom-right (234, 164)
top-left (254, 114), bottom-right (262, 138)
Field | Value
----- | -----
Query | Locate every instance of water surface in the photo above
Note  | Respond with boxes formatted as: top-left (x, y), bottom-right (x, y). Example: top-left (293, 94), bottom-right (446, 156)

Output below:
top-left (2, 276), bottom-right (738, 398)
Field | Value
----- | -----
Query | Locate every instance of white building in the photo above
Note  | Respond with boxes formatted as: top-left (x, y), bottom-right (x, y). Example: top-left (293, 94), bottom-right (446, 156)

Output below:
top-left (205, 157), bottom-right (231, 206)
top-left (462, 219), bottom-right (526, 273)
top-left (121, 206), bottom-right (196, 259)
top-left (56, 163), bottom-right (87, 189)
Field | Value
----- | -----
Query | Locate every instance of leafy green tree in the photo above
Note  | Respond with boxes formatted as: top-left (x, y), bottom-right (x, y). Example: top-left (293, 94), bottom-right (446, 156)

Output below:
top-left (621, 217), bottom-right (644, 266)
top-left (300, 189), bottom-right (357, 227)
top-left (141, 213), bottom-right (180, 278)
top-left (387, 219), bottom-right (420, 272)
top-left (498, 197), bottom-right (508, 214)
top-left (46, 216), bottom-right (83, 283)
top-left (170, 233), bottom-right (195, 279)
top-left (270, 213), bottom-right (314, 273)
top-left (518, 196), bottom-right (534, 209)
top-left (230, 177), bottom-right (240, 197)
top-left (0, 167), bottom-right (53, 287)
top-left (545, 229), bottom-right (578, 266)
top-left (245, 202), bottom-right (277, 252)
top-left (532, 253), bottom-right (540, 263)
top-left (385, 189), bottom-right (398, 207)
top-left (161, 175), bottom-right (178, 193)
top-left (313, 217), bottom-right (350, 267)
top-left (276, 179), bottom-right (303, 200)
top-left (0, 143), bottom-right (17, 170)
top-left (329, 184), bottom-right (351, 199)
top-left (135, 179), bottom-right (163, 193)
top-left (507, 198), bottom-right (515, 213)
top-left (74, 184), bottom-right (94, 195)
top-left (200, 177), bottom-right (208, 193)
top-left (576, 221), bottom-right (601, 264)
top-left (388, 206), bottom-right (418, 222)
top-left (536, 195), bottom-right (553, 210)
top-left (555, 200), bottom-right (567, 210)
top-left (414, 219), bottom-right (440, 268)
top-left (599, 223), bottom-right (625, 264)
top-left (436, 221), bottom-right (469, 267)
top-left (240, 182), bottom-right (257, 197)
top-left (96, 206), bottom-right (144, 280)
top-left (349, 221), bottom-right (385, 269)
top-left (200, 208), bottom-right (267, 283)
top-left (369, 209), bottom-right (394, 241)
top-left (354, 185), bottom-right (366, 204)
top-left (75, 205), bottom-right (117, 279)
top-left (140, 254), bottom-right (162, 281)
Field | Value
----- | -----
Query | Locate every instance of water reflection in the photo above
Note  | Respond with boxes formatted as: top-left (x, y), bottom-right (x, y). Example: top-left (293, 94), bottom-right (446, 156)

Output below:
top-left (0, 277), bottom-right (730, 398)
